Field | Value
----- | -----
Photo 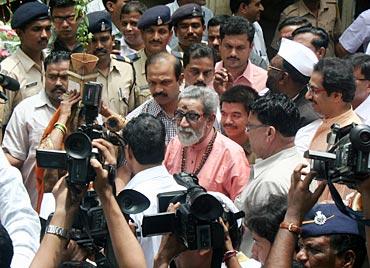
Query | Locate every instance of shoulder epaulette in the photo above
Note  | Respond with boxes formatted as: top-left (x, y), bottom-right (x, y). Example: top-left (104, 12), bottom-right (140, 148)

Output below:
top-left (113, 54), bottom-right (139, 63)
top-left (171, 50), bottom-right (183, 60)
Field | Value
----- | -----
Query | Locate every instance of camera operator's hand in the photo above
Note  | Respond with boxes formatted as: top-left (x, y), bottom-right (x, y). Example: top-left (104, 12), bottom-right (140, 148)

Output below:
top-left (285, 164), bottom-right (326, 223)
top-left (59, 90), bottom-right (81, 121)
top-left (90, 139), bottom-right (117, 198)
top-left (154, 203), bottom-right (187, 268)
top-left (52, 174), bottom-right (86, 227)
top-left (30, 175), bottom-right (86, 268)
top-left (90, 140), bottom-right (146, 268)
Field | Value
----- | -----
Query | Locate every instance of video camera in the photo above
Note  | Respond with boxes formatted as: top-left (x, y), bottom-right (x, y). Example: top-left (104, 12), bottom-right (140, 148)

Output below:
top-left (36, 81), bottom-right (125, 185)
top-left (142, 173), bottom-right (245, 251)
top-left (304, 123), bottom-right (370, 188)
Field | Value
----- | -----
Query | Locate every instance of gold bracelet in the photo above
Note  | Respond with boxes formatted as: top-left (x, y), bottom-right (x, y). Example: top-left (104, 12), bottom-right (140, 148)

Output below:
top-left (54, 123), bottom-right (67, 134)
top-left (54, 124), bottom-right (66, 135)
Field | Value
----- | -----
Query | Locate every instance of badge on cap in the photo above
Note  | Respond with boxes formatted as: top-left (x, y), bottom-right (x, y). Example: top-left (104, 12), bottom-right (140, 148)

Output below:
top-left (192, 7), bottom-right (198, 16)
top-left (101, 21), bottom-right (106, 31)
top-left (157, 16), bottom-right (163, 25)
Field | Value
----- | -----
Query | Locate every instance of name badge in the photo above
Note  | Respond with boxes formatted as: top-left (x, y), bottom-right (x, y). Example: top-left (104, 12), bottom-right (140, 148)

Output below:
top-left (25, 81), bottom-right (38, 88)
top-left (139, 85), bottom-right (149, 91)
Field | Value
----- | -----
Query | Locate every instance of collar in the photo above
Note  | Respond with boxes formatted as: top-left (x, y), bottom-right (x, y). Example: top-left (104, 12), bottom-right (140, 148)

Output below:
top-left (189, 127), bottom-right (215, 151)
top-left (34, 90), bottom-right (57, 110)
top-left (126, 165), bottom-right (170, 188)
top-left (298, 0), bottom-right (329, 16)
top-left (145, 99), bottom-right (168, 117)
top-left (216, 60), bottom-right (252, 84)
top-left (322, 108), bottom-right (356, 125)
top-left (15, 48), bottom-right (41, 73)
top-left (355, 95), bottom-right (370, 119)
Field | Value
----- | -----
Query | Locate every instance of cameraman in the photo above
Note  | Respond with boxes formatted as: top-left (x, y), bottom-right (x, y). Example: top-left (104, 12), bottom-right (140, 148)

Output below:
top-left (121, 113), bottom-right (185, 267)
top-left (30, 138), bottom-right (147, 268)
top-left (153, 192), bottom-right (253, 268)
top-left (264, 164), bottom-right (367, 268)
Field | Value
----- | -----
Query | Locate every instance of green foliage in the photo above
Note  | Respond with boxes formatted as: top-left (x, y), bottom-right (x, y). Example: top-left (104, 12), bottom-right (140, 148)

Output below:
top-left (74, 0), bottom-right (92, 50)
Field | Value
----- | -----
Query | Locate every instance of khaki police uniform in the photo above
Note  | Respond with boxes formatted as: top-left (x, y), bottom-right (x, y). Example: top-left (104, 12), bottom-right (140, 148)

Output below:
top-left (272, 0), bottom-right (342, 57)
top-left (97, 55), bottom-right (136, 117)
top-left (0, 47), bottom-right (44, 128)
top-left (132, 49), bottom-right (152, 106)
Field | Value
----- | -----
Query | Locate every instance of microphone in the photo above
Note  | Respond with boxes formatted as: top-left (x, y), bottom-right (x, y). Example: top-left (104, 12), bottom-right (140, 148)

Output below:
top-left (0, 73), bottom-right (20, 91)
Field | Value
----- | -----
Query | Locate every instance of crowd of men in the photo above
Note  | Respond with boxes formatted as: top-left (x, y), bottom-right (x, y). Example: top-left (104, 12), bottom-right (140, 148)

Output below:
top-left (0, 0), bottom-right (370, 267)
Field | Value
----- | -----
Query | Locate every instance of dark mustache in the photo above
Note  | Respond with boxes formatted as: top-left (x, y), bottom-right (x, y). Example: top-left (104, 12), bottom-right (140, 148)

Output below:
top-left (94, 48), bottom-right (108, 54)
top-left (227, 56), bottom-right (239, 61)
top-left (153, 92), bottom-right (168, 98)
top-left (194, 81), bottom-right (206, 87)
top-left (53, 85), bottom-right (66, 92)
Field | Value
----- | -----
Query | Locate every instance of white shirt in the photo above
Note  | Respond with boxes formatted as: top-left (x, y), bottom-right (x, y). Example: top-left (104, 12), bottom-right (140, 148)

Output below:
top-left (252, 22), bottom-right (269, 66)
top-left (355, 95), bottom-right (370, 126)
top-left (294, 119), bottom-right (323, 155)
top-left (2, 90), bottom-right (56, 209)
top-left (234, 146), bottom-right (306, 255)
top-left (0, 149), bottom-right (40, 268)
top-left (120, 37), bottom-right (138, 57)
top-left (124, 165), bottom-right (185, 268)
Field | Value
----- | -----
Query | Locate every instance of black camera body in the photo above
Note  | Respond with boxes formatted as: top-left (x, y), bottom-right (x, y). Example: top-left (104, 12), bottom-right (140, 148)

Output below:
top-left (305, 123), bottom-right (370, 187)
top-left (142, 173), bottom-right (244, 251)
top-left (36, 82), bottom-right (123, 185)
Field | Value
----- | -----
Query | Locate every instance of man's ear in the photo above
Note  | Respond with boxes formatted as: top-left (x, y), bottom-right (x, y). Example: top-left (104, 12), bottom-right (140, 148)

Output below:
top-left (340, 250), bottom-right (356, 268)
top-left (105, 1), bottom-right (115, 13)
top-left (317, 47), bottom-right (326, 59)
top-left (330, 91), bottom-right (343, 103)
top-left (266, 125), bottom-right (276, 141)
top-left (207, 113), bottom-right (216, 126)
top-left (178, 72), bottom-right (184, 86)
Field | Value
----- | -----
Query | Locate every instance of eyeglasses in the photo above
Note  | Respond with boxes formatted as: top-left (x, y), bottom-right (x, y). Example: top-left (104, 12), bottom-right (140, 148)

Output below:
top-left (174, 110), bottom-right (204, 123)
top-left (246, 124), bottom-right (268, 132)
top-left (355, 77), bottom-right (369, 82)
top-left (52, 14), bottom-right (76, 24)
top-left (306, 83), bottom-right (326, 94)
top-left (268, 65), bottom-right (285, 73)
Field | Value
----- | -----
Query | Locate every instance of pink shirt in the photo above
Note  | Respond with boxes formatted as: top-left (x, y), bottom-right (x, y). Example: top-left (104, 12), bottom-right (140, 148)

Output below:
top-left (215, 60), bottom-right (267, 92)
top-left (164, 129), bottom-right (250, 201)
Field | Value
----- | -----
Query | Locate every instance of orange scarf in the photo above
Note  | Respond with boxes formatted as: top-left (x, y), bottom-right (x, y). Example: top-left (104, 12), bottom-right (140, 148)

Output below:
top-left (35, 108), bottom-right (61, 213)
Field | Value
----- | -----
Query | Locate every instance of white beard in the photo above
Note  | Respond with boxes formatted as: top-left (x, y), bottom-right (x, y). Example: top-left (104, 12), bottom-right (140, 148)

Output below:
top-left (177, 126), bottom-right (205, 146)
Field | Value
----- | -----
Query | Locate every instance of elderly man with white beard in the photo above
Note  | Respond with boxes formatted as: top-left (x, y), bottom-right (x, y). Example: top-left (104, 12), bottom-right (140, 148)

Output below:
top-left (164, 85), bottom-right (250, 201)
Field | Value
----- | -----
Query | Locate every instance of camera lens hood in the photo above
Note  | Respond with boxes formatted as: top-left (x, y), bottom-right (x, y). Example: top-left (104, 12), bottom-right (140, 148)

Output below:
top-left (350, 124), bottom-right (370, 152)
top-left (65, 132), bottom-right (93, 159)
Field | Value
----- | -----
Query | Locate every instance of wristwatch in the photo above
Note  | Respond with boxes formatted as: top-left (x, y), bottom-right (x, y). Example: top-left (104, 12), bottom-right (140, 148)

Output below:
top-left (45, 225), bottom-right (70, 240)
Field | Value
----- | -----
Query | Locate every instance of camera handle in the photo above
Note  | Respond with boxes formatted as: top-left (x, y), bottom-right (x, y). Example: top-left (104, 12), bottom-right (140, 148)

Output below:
top-left (325, 161), bottom-right (370, 226)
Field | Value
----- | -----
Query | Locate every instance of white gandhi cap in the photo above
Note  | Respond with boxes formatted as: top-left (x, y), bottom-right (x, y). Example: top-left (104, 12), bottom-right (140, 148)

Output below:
top-left (278, 38), bottom-right (319, 77)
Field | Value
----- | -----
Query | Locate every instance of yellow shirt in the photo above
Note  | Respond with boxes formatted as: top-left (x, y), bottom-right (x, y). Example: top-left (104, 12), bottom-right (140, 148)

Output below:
top-left (96, 56), bottom-right (136, 117)
top-left (132, 49), bottom-right (152, 106)
top-left (0, 47), bottom-right (44, 126)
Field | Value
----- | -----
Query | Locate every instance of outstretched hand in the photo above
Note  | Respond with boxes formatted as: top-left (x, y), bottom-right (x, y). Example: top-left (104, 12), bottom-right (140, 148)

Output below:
top-left (285, 164), bottom-right (326, 222)
top-left (59, 90), bottom-right (81, 118)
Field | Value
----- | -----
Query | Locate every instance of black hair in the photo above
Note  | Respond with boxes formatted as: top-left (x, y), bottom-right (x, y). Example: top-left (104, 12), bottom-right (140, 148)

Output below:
top-left (229, 0), bottom-right (251, 14)
top-left (120, 1), bottom-right (147, 18)
top-left (330, 234), bottom-right (366, 268)
top-left (349, 53), bottom-right (370, 80)
top-left (313, 57), bottom-right (355, 102)
top-left (220, 15), bottom-right (255, 43)
top-left (183, 43), bottom-right (215, 68)
top-left (207, 15), bottom-right (230, 29)
top-left (277, 16), bottom-right (312, 32)
top-left (49, 0), bottom-right (76, 14)
top-left (0, 224), bottom-right (13, 268)
top-left (122, 113), bottom-right (166, 165)
top-left (246, 195), bottom-right (287, 243)
top-left (44, 51), bottom-right (70, 71)
top-left (282, 58), bottom-right (310, 85)
top-left (292, 26), bottom-right (329, 49)
top-left (220, 85), bottom-right (258, 113)
top-left (145, 52), bottom-right (183, 81)
top-left (249, 93), bottom-right (300, 137)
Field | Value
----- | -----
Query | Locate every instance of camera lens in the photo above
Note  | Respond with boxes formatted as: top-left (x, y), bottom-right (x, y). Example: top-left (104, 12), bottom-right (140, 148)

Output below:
top-left (350, 124), bottom-right (370, 152)
top-left (65, 132), bottom-right (92, 159)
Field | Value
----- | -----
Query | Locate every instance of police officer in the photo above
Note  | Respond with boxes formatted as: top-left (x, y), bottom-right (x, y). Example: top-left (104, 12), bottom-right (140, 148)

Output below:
top-left (86, 11), bottom-right (136, 117)
top-left (1, 1), bottom-right (51, 136)
top-left (171, 3), bottom-right (206, 58)
top-left (132, 5), bottom-right (172, 106)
